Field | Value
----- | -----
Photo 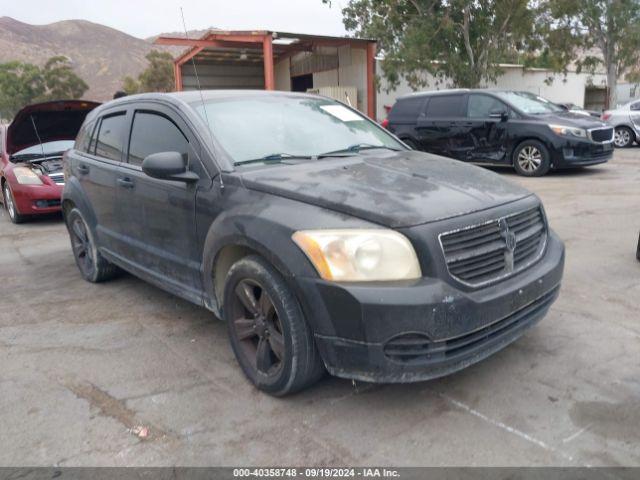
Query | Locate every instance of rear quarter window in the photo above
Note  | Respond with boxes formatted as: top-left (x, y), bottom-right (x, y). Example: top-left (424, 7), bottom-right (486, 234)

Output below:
top-left (424, 95), bottom-right (465, 118)
top-left (74, 120), bottom-right (95, 153)
top-left (389, 97), bottom-right (426, 122)
top-left (94, 113), bottom-right (127, 161)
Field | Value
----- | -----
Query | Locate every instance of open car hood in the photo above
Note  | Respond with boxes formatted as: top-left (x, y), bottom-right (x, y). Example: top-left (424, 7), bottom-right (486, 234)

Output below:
top-left (6, 100), bottom-right (100, 155)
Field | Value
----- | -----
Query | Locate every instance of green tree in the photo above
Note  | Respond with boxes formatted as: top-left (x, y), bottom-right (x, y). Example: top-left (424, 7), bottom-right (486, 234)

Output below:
top-left (0, 57), bottom-right (88, 119)
top-left (122, 75), bottom-right (141, 95)
top-left (542, 0), bottom-right (640, 107)
top-left (325, 0), bottom-right (538, 90)
top-left (122, 50), bottom-right (175, 94)
top-left (0, 61), bottom-right (45, 119)
top-left (42, 56), bottom-right (89, 100)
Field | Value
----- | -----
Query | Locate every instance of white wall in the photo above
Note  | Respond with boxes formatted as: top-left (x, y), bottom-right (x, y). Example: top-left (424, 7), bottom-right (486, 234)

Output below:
top-left (275, 57), bottom-right (291, 91)
top-left (311, 46), bottom-right (368, 113)
top-left (377, 64), bottom-right (607, 120)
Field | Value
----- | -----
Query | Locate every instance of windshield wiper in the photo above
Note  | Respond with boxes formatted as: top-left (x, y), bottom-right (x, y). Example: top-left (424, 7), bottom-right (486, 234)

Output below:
top-left (317, 143), bottom-right (402, 158)
top-left (235, 153), bottom-right (315, 166)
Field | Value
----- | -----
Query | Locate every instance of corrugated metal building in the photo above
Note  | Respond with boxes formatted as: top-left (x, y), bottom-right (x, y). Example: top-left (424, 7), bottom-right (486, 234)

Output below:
top-left (155, 30), bottom-right (378, 118)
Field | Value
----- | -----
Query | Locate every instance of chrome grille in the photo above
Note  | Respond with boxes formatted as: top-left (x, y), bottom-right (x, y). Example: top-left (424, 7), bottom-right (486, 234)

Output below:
top-left (48, 173), bottom-right (65, 185)
top-left (589, 127), bottom-right (614, 143)
top-left (440, 207), bottom-right (547, 286)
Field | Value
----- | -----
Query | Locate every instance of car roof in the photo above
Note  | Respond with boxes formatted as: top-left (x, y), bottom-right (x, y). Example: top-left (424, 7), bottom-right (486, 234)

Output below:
top-left (86, 90), bottom-right (335, 121)
top-left (396, 88), bottom-right (518, 101)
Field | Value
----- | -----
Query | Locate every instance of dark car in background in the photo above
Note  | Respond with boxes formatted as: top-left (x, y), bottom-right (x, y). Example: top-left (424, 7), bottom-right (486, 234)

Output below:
top-left (385, 89), bottom-right (614, 176)
top-left (1, 100), bottom-right (100, 223)
top-left (62, 90), bottom-right (564, 395)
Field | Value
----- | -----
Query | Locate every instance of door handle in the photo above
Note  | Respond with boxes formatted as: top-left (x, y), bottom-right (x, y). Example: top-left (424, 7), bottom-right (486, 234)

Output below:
top-left (77, 164), bottom-right (90, 175)
top-left (117, 178), bottom-right (135, 189)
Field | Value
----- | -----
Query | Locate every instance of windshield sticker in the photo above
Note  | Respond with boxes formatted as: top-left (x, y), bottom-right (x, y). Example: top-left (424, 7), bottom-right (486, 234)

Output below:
top-left (320, 105), bottom-right (362, 122)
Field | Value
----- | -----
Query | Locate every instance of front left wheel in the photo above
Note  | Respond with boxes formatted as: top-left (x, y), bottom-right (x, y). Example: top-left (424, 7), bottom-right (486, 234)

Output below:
top-left (223, 255), bottom-right (325, 396)
top-left (513, 140), bottom-right (551, 177)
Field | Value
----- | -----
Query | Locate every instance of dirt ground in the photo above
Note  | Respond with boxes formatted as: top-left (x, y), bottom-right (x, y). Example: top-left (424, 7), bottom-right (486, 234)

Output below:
top-left (1, 149), bottom-right (639, 467)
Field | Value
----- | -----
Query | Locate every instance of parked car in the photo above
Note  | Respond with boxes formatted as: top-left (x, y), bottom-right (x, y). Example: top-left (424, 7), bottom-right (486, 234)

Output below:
top-left (385, 89), bottom-right (614, 176)
top-left (602, 99), bottom-right (640, 148)
top-left (556, 102), bottom-right (600, 118)
top-left (1, 100), bottom-right (100, 223)
top-left (62, 91), bottom-right (565, 395)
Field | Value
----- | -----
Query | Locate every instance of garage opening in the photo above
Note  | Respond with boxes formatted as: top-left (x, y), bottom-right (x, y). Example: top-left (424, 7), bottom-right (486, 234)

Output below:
top-left (291, 73), bottom-right (313, 92)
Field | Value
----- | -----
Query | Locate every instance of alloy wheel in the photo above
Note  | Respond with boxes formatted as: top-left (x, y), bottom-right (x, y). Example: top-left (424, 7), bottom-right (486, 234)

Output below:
top-left (614, 128), bottom-right (631, 147)
top-left (517, 146), bottom-right (542, 173)
top-left (70, 216), bottom-right (95, 277)
top-left (229, 279), bottom-right (285, 377)
top-left (4, 185), bottom-right (16, 220)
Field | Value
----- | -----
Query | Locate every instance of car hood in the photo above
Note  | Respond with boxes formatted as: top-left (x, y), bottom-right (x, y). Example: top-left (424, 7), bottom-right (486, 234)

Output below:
top-left (239, 150), bottom-right (533, 228)
top-left (6, 100), bottom-right (100, 155)
top-left (535, 112), bottom-right (610, 129)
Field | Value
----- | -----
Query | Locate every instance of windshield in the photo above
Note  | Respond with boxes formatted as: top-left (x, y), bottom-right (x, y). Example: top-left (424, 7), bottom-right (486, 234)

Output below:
top-left (495, 91), bottom-right (564, 115)
top-left (191, 96), bottom-right (404, 164)
top-left (12, 140), bottom-right (75, 159)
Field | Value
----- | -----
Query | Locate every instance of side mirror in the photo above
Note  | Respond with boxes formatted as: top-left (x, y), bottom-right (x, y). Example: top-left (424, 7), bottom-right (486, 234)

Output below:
top-left (489, 109), bottom-right (509, 121)
top-left (141, 151), bottom-right (199, 183)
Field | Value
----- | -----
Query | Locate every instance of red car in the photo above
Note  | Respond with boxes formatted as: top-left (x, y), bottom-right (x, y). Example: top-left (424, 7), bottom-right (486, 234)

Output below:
top-left (1, 100), bottom-right (99, 223)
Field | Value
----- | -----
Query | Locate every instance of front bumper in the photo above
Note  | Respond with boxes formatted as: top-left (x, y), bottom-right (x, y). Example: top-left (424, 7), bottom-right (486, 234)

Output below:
top-left (296, 231), bottom-right (565, 383)
top-left (10, 181), bottom-right (63, 215)
top-left (551, 139), bottom-right (613, 167)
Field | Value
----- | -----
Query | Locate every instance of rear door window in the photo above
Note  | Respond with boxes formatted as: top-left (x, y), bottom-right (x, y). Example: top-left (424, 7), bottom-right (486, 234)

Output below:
top-left (467, 94), bottom-right (508, 118)
top-left (424, 95), bottom-right (465, 117)
top-left (94, 113), bottom-right (126, 161)
top-left (127, 111), bottom-right (189, 166)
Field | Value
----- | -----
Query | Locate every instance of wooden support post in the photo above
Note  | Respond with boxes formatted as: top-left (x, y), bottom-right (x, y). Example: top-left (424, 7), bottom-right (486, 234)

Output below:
top-left (174, 62), bottom-right (183, 91)
top-left (366, 42), bottom-right (377, 119)
top-left (263, 35), bottom-right (275, 90)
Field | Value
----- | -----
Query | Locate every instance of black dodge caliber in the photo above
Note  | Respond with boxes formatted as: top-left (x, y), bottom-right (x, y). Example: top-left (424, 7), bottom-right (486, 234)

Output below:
top-left (62, 91), bottom-right (565, 395)
top-left (385, 89), bottom-right (614, 176)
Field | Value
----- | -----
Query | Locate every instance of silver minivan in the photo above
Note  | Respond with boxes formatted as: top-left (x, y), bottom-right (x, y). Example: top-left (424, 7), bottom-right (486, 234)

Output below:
top-left (602, 99), bottom-right (640, 147)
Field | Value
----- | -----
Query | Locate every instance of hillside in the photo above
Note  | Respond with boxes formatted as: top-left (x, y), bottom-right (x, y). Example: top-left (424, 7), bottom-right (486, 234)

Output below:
top-left (0, 16), bottom-right (201, 101)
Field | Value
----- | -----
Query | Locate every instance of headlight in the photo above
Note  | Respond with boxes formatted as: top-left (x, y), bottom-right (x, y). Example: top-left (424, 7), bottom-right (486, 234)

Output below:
top-left (292, 229), bottom-right (422, 281)
top-left (14, 167), bottom-right (43, 185)
top-left (548, 124), bottom-right (587, 138)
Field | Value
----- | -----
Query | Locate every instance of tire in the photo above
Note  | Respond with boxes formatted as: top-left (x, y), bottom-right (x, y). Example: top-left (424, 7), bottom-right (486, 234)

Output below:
top-left (3, 182), bottom-right (27, 224)
top-left (614, 126), bottom-right (634, 148)
top-left (65, 208), bottom-right (120, 282)
top-left (513, 140), bottom-right (551, 177)
top-left (223, 255), bottom-right (324, 396)
top-left (403, 138), bottom-right (419, 150)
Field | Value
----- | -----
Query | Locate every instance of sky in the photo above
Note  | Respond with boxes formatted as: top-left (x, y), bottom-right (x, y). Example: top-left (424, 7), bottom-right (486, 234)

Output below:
top-left (0, 0), bottom-right (349, 38)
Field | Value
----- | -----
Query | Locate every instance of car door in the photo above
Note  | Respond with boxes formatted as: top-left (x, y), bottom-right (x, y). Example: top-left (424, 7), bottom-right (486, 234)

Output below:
top-left (116, 104), bottom-right (207, 297)
top-left (415, 94), bottom-right (466, 158)
top-left (461, 93), bottom-right (510, 164)
top-left (75, 109), bottom-right (129, 251)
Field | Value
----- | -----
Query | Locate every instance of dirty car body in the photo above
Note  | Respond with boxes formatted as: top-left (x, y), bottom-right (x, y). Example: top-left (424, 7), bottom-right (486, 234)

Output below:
top-left (0, 100), bottom-right (100, 223)
top-left (62, 91), bottom-right (565, 394)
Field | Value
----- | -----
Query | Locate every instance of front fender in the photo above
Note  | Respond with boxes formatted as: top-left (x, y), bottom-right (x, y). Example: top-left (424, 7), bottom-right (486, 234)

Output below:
top-left (201, 211), bottom-right (319, 314)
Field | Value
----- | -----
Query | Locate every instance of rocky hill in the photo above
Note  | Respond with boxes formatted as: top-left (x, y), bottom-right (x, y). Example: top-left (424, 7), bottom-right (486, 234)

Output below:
top-left (0, 16), bottom-right (206, 101)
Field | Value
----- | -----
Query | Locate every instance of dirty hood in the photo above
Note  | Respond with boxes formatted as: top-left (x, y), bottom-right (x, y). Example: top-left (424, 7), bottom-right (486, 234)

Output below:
top-left (240, 150), bottom-right (533, 228)
top-left (6, 100), bottom-right (100, 155)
